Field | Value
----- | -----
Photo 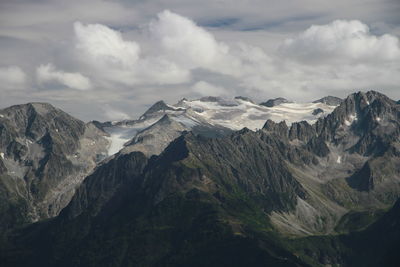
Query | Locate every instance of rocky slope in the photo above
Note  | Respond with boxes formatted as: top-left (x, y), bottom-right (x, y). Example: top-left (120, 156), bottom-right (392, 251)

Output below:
top-left (1, 91), bottom-right (400, 267)
top-left (0, 103), bottom-right (109, 232)
top-left (102, 96), bottom-right (337, 157)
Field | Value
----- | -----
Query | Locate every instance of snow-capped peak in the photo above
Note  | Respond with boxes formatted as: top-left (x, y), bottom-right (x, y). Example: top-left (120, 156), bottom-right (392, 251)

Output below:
top-left (103, 96), bottom-right (338, 156)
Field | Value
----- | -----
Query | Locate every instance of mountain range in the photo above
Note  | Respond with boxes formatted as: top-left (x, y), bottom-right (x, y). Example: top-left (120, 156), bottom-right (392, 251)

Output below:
top-left (1, 91), bottom-right (400, 266)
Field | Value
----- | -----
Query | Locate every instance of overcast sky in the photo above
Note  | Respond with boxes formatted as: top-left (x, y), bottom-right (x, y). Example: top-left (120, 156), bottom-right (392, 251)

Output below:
top-left (0, 0), bottom-right (399, 121)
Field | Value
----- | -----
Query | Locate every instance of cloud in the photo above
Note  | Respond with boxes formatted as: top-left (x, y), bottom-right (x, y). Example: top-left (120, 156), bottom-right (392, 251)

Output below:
top-left (148, 10), bottom-right (278, 81)
top-left (0, 66), bottom-right (26, 90)
top-left (36, 63), bottom-right (92, 90)
top-left (280, 20), bottom-right (400, 63)
top-left (149, 10), bottom-right (231, 69)
top-left (34, 13), bottom-right (400, 108)
top-left (74, 22), bottom-right (140, 68)
top-left (191, 81), bottom-right (230, 96)
top-left (1, 2), bottom-right (400, 121)
top-left (74, 20), bottom-right (190, 86)
top-left (103, 105), bottom-right (130, 121)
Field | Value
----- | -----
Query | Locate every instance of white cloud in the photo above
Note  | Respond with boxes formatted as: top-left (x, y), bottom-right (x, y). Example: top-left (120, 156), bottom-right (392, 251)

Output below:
top-left (148, 11), bottom-right (276, 79)
top-left (74, 22), bottom-right (140, 68)
top-left (74, 20), bottom-right (190, 86)
top-left (191, 81), bottom-right (230, 96)
top-left (71, 13), bottom-right (400, 103)
top-left (280, 20), bottom-right (400, 63)
top-left (149, 10), bottom-right (231, 69)
top-left (2, 4), bottom-right (400, 121)
top-left (37, 63), bottom-right (92, 90)
top-left (103, 105), bottom-right (130, 121)
top-left (0, 66), bottom-right (26, 90)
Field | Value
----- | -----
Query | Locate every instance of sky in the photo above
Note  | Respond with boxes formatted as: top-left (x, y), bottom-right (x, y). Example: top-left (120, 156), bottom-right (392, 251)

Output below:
top-left (0, 0), bottom-right (399, 121)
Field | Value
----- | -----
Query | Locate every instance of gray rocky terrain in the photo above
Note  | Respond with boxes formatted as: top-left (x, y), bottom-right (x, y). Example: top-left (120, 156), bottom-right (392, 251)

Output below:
top-left (0, 103), bottom-right (109, 231)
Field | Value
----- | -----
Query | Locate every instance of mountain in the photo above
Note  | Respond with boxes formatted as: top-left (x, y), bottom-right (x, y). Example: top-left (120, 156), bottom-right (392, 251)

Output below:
top-left (234, 96), bottom-right (255, 103)
top-left (2, 91), bottom-right (400, 266)
top-left (120, 114), bottom-right (189, 157)
top-left (0, 129), bottom-right (311, 267)
top-left (101, 96), bottom-right (337, 157)
top-left (313, 96), bottom-right (343, 106)
top-left (260, 97), bottom-right (292, 107)
top-left (0, 103), bottom-right (109, 232)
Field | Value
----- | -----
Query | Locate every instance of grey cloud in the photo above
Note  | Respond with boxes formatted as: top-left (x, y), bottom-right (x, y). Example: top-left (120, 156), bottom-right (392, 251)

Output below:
top-left (0, 0), bottom-right (399, 122)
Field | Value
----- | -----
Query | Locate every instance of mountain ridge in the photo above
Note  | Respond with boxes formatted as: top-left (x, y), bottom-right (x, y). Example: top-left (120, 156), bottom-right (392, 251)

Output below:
top-left (1, 91), bottom-right (400, 266)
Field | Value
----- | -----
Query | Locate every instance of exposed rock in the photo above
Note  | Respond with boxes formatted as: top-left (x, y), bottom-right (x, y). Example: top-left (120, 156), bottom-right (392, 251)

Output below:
top-left (312, 108), bottom-right (324, 115)
top-left (313, 96), bottom-right (343, 106)
top-left (347, 161), bottom-right (375, 191)
top-left (262, 119), bottom-right (289, 138)
top-left (0, 103), bottom-right (109, 231)
top-left (3, 91), bottom-right (400, 267)
top-left (315, 91), bottom-right (400, 155)
top-left (289, 121), bottom-right (315, 142)
top-left (121, 114), bottom-right (189, 157)
top-left (260, 97), bottom-right (292, 107)
top-left (234, 96), bottom-right (255, 103)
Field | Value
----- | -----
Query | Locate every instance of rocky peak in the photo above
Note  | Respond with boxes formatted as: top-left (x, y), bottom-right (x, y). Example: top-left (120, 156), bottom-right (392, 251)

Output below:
top-left (262, 119), bottom-right (289, 138)
top-left (313, 96), bottom-right (343, 106)
top-left (234, 96), bottom-right (255, 103)
top-left (315, 90), bottom-right (400, 155)
top-left (175, 98), bottom-right (188, 107)
top-left (0, 102), bottom-right (109, 231)
top-left (1, 102), bottom-right (86, 154)
top-left (260, 97), bottom-right (291, 107)
top-left (122, 114), bottom-right (189, 157)
top-left (312, 108), bottom-right (324, 115)
top-left (141, 100), bottom-right (175, 117)
top-left (289, 121), bottom-right (315, 142)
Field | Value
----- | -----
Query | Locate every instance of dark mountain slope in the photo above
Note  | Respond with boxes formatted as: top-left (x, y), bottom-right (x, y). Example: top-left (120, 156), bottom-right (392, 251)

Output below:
top-left (2, 91), bottom-right (400, 266)
top-left (0, 130), bottom-right (311, 267)
top-left (0, 103), bottom-right (109, 232)
top-left (287, 197), bottom-right (400, 267)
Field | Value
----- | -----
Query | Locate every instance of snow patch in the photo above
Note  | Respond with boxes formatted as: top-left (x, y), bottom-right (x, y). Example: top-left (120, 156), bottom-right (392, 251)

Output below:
top-left (180, 99), bottom-right (336, 130)
top-left (376, 117), bottom-right (381, 122)
top-left (344, 114), bottom-right (358, 126)
top-left (0, 152), bottom-right (4, 159)
top-left (173, 115), bottom-right (199, 127)
top-left (103, 119), bottom-right (158, 155)
top-left (106, 134), bottom-right (130, 155)
top-left (0, 114), bottom-right (3, 118)
top-left (102, 97), bottom-right (339, 155)
top-left (337, 156), bottom-right (341, 164)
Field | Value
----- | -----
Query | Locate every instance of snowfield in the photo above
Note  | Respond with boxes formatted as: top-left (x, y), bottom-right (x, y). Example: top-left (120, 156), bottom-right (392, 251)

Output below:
top-left (103, 97), bottom-right (338, 155)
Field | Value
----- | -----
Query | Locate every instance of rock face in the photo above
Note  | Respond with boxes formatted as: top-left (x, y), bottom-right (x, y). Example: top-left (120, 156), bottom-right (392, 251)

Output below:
top-left (234, 96), bottom-right (255, 103)
top-left (312, 108), bottom-right (324, 115)
top-left (313, 96), bottom-right (343, 106)
top-left (2, 91), bottom-right (400, 267)
top-left (0, 103), bottom-right (109, 231)
top-left (260, 97), bottom-right (292, 107)
top-left (1, 129), bottom-right (312, 267)
top-left (139, 100), bottom-right (184, 121)
top-left (121, 114), bottom-right (189, 157)
top-left (101, 96), bottom-right (335, 158)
